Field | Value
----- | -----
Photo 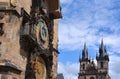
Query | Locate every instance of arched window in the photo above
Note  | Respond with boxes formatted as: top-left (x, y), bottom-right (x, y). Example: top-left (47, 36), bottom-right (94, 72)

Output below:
top-left (0, 23), bottom-right (4, 36)
top-left (83, 64), bottom-right (85, 70)
top-left (90, 77), bottom-right (94, 79)
top-left (101, 62), bottom-right (103, 68)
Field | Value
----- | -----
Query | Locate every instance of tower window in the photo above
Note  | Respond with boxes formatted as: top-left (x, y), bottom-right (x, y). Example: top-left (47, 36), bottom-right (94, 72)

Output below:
top-left (90, 77), bottom-right (94, 79)
top-left (101, 62), bottom-right (103, 68)
top-left (0, 23), bottom-right (4, 36)
top-left (83, 64), bottom-right (85, 70)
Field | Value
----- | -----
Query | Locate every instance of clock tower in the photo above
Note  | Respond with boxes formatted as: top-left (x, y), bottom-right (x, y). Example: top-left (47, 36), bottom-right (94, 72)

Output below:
top-left (0, 0), bottom-right (62, 79)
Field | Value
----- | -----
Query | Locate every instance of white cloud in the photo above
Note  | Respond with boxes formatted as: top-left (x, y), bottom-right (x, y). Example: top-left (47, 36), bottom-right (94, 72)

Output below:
top-left (60, 0), bottom-right (73, 4)
top-left (109, 55), bottom-right (120, 79)
top-left (58, 0), bottom-right (120, 79)
top-left (59, 0), bottom-right (120, 52)
top-left (58, 62), bottom-right (79, 79)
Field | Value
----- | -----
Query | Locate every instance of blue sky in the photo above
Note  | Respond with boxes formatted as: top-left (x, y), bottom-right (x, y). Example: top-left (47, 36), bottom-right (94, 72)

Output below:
top-left (57, 0), bottom-right (120, 79)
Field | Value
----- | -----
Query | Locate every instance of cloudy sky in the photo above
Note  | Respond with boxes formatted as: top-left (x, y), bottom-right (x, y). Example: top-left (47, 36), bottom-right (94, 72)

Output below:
top-left (57, 0), bottom-right (120, 79)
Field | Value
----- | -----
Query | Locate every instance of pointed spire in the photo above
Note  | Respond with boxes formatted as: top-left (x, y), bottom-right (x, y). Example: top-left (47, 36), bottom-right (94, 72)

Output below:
top-left (79, 52), bottom-right (81, 62)
top-left (84, 42), bottom-right (87, 53)
top-left (101, 39), bottom-right (104, 51)
top-left (82, 43), bottom-right (88, 59)
top-left (99, 39), bottom-right (107, 57)
top-left (84, 42), bottom-right (87, 50)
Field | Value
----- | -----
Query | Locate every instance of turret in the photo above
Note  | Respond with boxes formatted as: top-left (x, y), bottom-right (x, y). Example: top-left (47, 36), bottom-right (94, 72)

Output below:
top-left (82, 43), bottom-right (88, 60)
top-left (96, 40), bottom-right (109, 73)
top-left (79, 43), bottom-right (90, 74)
top-left (99, 39), bottom-right (108, 57)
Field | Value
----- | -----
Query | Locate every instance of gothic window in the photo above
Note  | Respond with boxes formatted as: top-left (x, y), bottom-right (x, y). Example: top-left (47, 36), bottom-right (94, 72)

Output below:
top-left (101, 62), bottom-right (103, 68)
top-left (0, 12), bottom-right (4, 19)
top-left (0, 23), bottom-right (4, 36)
top-left (100, 75), bottom-right (104, 79)
top-left (90, 77), bottom-right (94, 79)
top-left (83, 64), bottom-right (85, 70)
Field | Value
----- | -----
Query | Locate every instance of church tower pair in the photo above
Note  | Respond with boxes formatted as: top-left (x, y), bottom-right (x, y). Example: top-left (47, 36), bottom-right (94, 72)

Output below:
top-left (78, 40), bottom-right (111, 79)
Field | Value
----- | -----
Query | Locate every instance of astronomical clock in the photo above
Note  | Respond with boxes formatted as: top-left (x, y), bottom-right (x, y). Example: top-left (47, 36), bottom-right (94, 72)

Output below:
top-left (22, 0), bottom-right (62, 79)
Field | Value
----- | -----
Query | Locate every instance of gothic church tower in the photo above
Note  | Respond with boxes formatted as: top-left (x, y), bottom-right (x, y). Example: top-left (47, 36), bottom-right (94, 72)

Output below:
top-left (78, 40), bottom-right (111, 79)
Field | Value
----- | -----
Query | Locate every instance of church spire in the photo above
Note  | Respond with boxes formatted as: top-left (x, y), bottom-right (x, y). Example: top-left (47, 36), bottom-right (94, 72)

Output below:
top-left (99, 39), bottom-right (107, 57)
top-left (82, 43), bottom-right (88, 59)
top-left (101, 39), bottom-right (104, 51)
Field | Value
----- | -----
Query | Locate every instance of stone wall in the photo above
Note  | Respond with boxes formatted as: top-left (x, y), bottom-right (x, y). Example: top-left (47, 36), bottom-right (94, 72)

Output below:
top-left (0, 12), bottom-right (27, 79)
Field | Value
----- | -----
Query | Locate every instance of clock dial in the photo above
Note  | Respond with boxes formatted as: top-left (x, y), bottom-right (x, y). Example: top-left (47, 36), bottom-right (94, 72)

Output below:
top-left (33, 57), bottom-right (46, 79)
top-left (35, 18), bottom-right (49, 49)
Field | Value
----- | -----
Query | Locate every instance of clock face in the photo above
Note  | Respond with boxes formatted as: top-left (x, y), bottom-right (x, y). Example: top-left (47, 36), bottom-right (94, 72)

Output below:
top-left (35, 18), bottom-right (49, 49)
top-left (33, 56), bottom-right (47, 79)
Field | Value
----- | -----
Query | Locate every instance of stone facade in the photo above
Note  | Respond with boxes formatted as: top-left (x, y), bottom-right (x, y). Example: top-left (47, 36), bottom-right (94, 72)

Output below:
top-left (78, 40), bottom-right (111, 79)
top-left (0, 0), bottom-right (61, 79)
